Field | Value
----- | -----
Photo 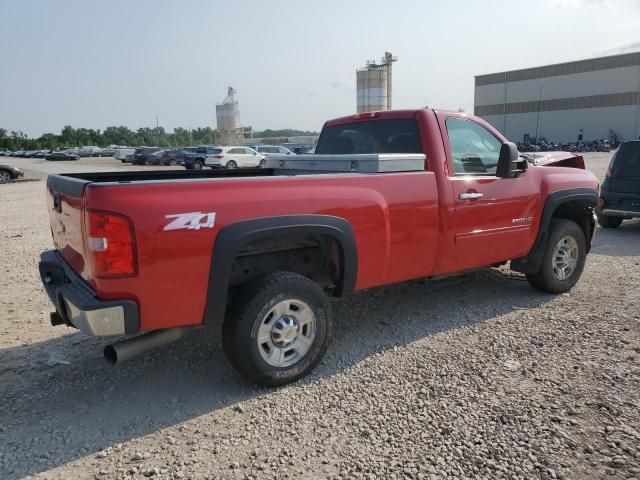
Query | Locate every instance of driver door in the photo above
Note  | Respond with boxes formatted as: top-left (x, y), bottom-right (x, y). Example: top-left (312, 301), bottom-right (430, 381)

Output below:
top-left (438, 113), bottom-right (538, 272)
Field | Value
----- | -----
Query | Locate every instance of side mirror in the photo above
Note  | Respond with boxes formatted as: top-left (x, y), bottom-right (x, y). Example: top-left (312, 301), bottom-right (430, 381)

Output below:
top-left (496, 141), bottom-right (528, 178)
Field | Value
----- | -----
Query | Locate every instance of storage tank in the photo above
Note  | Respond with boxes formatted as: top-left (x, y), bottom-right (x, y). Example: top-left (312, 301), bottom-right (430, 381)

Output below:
top-left (356, 52), bottom-right (397, 113)
top-left (216, 87), bottom-right (244, 145)
top-left (357, 68), bottom-right (388, 113)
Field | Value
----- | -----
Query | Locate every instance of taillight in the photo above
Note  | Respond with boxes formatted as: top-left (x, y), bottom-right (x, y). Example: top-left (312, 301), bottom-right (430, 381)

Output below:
top-left (354, 112), bottom-right (380, 120)
top-left (85, 209), bottom-right (137, 278)
top-left (214, 155), bottom-right (224, 159)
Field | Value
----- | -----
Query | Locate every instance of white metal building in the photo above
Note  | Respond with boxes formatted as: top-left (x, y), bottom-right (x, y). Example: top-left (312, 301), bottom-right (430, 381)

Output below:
top-left (474, 52), bottom-right (640, 143)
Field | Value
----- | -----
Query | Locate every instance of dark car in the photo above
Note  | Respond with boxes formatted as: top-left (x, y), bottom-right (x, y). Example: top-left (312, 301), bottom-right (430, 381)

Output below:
top-left (160, 147), bottom-right (197, 166)
top-left (132, 147), bottom-right (162, 165)
top-left (0, 164), bottom-right (24, 183)
top-left (596, 140), bottom-right (640, 228)
top-left (45, 151), bottom-right (80, 161)
top-left (145, 149), bottom-right (168, 166)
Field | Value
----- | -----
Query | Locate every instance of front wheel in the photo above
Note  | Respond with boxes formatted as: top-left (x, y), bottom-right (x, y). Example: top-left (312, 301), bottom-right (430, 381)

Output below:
top-left (526, 218), bottom-right (587, 294)
top-left (259, 159), bottom-right (266, 168)
top-left (223, 271), bottom-right (332, 386)
top-left (193, 160), bottom-right (203, 170)
top-left (597, 213), bottom-right (623, 228)
top-left (0, 171), bottom-right (12, 183)
top-left (226, 160), bottom-right (237, 169)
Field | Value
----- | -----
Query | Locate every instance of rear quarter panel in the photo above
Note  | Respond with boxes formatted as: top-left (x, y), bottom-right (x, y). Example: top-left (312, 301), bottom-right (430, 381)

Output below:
top-left (85, 172), bottom-right (439, 331)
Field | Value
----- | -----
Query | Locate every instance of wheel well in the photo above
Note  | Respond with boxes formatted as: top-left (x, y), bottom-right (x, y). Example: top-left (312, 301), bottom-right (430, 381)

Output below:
top-left (229, 233), bottom-right (342, 294)
top-left (551, 199), bottom-right (595, 247)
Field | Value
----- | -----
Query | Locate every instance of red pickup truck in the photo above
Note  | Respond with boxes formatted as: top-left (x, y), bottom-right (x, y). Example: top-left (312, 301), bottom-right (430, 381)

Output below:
top-left (39, 109), bottom-right (599, 386)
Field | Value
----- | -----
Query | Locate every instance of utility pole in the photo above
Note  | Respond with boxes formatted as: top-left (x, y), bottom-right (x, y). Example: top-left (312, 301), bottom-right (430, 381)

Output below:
top-left (534, 86), bottom-right (543, 143)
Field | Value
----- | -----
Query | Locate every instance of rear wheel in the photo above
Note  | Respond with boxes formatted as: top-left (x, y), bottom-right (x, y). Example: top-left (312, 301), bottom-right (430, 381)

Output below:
top-left (223, 271), bottom-right (332, 386)
top-left (597, 213), bottom-right (623, 228)
top-left (526, 218), bottom-right (587, 294)
top-left (193, 160), bottom-right (203, 170)
top-left (0, 170), bottom-right (12, 183)
top-left (226, 160), bottom-right (237, 169)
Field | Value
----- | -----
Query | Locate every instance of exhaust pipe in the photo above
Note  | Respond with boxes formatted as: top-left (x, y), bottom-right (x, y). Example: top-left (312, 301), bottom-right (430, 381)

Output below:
top-left (104, 328), bottom-right (183, 365)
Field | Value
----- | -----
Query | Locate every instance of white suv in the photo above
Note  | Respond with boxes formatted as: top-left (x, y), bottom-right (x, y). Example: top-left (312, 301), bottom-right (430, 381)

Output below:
top-left (202, 146), bottom-right (265, 169)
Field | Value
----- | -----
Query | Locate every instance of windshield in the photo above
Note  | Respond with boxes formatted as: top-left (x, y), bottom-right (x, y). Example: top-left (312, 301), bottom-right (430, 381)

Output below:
top-left (315, 119), bottom-right (422, 154)
top-left (612, 141), bottom-right (640, 176)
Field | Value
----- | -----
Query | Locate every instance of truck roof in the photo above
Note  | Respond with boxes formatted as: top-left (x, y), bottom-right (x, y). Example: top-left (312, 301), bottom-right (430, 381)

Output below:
top-left (323, 108), bottom-right (468, 127)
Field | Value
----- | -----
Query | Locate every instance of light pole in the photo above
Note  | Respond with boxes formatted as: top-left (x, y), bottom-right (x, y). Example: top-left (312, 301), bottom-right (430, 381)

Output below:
top-left (534, 85), bottom-right (543, 143)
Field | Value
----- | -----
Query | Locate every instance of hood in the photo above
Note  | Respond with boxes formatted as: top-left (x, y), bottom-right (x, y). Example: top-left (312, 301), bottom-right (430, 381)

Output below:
top-left (522, 151), bottom-right (585, 170)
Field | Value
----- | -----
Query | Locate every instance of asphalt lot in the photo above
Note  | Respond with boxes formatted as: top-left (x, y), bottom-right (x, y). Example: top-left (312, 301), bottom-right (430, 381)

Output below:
top-left (1, 153), bottom-right (639, 480)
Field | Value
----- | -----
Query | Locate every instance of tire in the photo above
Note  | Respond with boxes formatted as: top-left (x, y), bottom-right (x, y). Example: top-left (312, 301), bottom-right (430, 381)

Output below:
top-left (226, 160), bottom-right (237, 169)
top-left (597, 213), bottom-right (623, 228)
top-left (223, 271), bottom-right (332, 386)
top-left (525, 218), bottom-right (587, 294)
top-left (0, 170), bottom-right (12, 183)
top-left (193, 160), bottom-right (203, 170)
top-left (169, 160), bottom-right (177, 166)
top-left (259, 159), bottom-right (266, 168)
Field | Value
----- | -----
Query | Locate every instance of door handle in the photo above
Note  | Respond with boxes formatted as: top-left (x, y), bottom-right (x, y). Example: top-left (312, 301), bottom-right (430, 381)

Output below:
top-left (459, 192), bottom-right (484, 200)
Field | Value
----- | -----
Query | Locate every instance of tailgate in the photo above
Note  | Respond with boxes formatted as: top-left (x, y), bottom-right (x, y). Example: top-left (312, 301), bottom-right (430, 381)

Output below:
top-left (47, 175), bottom-right (90, 279)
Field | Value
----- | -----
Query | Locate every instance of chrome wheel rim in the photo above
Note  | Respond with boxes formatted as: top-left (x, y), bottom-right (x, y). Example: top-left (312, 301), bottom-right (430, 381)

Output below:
top-left (552, 235), bottom-right (579, 281)
top-left (0, 171), bottom-right (11, 183)
top-left (227, 162), bottom-right (236, 169)
top-left (257, 299), bottom-right (316, 368)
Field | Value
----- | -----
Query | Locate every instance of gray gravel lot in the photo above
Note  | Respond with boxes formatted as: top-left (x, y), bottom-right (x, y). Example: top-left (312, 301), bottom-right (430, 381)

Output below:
top-left (0, 154), bottom-right (638, 480)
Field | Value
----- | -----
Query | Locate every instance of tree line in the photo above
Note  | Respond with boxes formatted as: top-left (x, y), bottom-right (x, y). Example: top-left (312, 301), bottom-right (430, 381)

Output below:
top-left (0, 126), bottom-right (318, 151)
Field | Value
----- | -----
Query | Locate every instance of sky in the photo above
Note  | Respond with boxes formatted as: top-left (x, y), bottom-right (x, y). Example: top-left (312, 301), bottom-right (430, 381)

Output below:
top-left (0, 0), bottom-right (639, 137)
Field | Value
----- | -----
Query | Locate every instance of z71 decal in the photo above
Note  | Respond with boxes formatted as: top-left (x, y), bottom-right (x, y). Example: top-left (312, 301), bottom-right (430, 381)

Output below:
top-left (164, 212), bottom-right (216, 231)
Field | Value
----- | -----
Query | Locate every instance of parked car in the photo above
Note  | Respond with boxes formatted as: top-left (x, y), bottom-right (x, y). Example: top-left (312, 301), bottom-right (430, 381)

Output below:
top-left (160, 147), bottom-right (196, 166)
top-left (185, 145), bottom-right (265, 170)
top-left (98, 147), bottom-right (116, 157)
top-left (33, 150), bottom-right (51, 158)
top-left (596, 140), bottom-right (640, 227)
top-left (252, 145), bottom-right (295, 157)
top-left (24, 150), bottom-right (37, 158)
top-left (38, 108), bottom-right (598, 386)
top-left (131, 147), bottom-right (162, 165)
top-left (45, 151), bottom-right (80, 161)
top-left (115, 147), bottom-right (136, 163)
top-left (144, 149), bottom-right (168, 166)
top-left (78, 146), bottom-right (102, 157)
top-left (0, 164), bottom-right (24, 183)
top-left (13, 150), bottom-right (25, 157)
top-left (1, 151), bottom-right (13, 156)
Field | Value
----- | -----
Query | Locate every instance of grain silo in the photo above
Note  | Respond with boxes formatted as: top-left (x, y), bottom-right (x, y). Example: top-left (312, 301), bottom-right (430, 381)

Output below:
top-left (356, 52), bottom-right (397, 113)
top-left (216, 87), bottom-right (244, 145)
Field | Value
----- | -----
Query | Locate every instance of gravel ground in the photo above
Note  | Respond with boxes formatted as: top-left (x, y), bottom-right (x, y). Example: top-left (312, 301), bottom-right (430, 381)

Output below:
top-left (1, 154), bottom-right (639, 480)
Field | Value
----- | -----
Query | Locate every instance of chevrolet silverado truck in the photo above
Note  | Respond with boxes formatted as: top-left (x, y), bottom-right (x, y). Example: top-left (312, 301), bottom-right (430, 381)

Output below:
top-left (39, 109), bottom-right (599, 386)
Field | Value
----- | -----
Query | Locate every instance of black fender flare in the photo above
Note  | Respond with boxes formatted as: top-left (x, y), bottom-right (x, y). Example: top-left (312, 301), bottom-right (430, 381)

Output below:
top-left (511, 188), bottom-right (598, 274)
top-left (202, 215), bottom-right (357, 325)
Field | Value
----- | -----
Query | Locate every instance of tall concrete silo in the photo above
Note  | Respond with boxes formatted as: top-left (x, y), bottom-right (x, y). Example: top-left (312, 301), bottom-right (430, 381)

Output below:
top-left (356, 52), bottom-right (397, 113)
top-left (216, 87), bottom-right (244, 145)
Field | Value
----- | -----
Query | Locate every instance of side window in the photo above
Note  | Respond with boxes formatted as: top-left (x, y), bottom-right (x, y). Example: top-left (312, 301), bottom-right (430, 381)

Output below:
top-left (445, 118), bottom-right (501, 175)
top-left (229, 148), bottom-right (241, 154)
top-left (244, 148), bottom-right (255, 154)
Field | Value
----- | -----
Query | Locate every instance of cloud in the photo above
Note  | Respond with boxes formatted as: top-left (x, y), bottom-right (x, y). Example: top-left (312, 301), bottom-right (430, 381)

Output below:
top-left (550, 0), bottom-right (614, 8)
top-left (330, 77), bottom-right (348, 89)
top-left (598, 41), bottom-right (640, 55)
